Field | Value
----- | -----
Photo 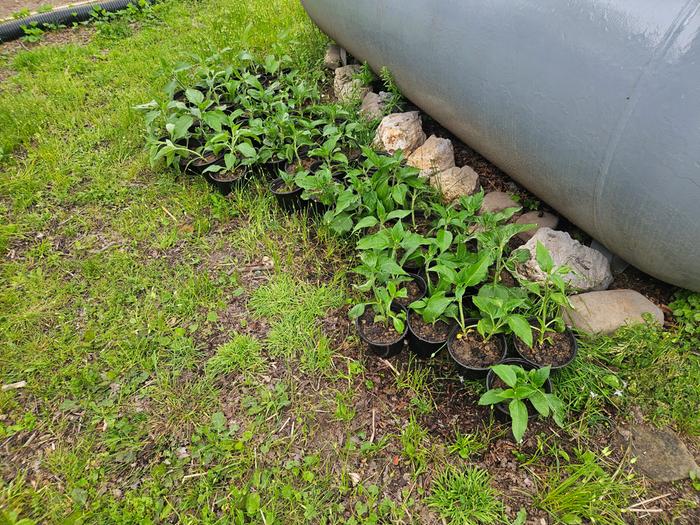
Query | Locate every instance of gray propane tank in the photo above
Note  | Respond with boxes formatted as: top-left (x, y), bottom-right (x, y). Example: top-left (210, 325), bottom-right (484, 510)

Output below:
top-left (302, 0), bottom-right (700, 292)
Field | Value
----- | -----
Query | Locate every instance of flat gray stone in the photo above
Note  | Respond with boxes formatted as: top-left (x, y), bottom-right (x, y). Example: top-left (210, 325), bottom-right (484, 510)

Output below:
top-left (333, 65), bottom-right (369, 103)
top-left (515, 211), bottom-right (559, 241)
top-left (520, 228), bottom-right (613, 292)
top-left (324, 44), bottom-right (342, 70)
top-left (564, 289), bottom-right (664, 334)
top-left (480, 191), bottom-right (518, 214)
top-left (625, 425), bottom-right (699, 482)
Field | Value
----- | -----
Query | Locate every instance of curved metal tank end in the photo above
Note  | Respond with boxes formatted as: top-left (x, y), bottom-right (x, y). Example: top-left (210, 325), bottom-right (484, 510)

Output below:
top-left (302, 0), bottom-right (700, 292)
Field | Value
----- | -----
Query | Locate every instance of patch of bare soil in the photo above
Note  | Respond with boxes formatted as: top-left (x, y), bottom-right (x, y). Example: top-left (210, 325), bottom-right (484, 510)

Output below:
top-left (451, 330), bottom-right (503, 368)
top-left (0, 0), bottom-right (63, 20)
top-left (515, 331), bottom-right (576, 367)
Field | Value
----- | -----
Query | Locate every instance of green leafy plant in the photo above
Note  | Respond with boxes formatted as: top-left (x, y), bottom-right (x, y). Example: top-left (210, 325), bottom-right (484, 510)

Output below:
top-left (668, 290), bottom-right (700, 351)
top-left (479, 364), bottom-right (564, 442)
top-left (409, 290), bottom-right (456, 326)
top-left (472, 283), bottom-right (532, 346)
top-left (352, 249), bottom-right (408, 293)
top-left (436, 253), bottom-right (493, 333)
top-left (519, 242), bottom-right (572, 348)
top-left (379, 66), bottom-right (404, 114)
top-left (294, 165), bottom-right (340, 205)
top-left (349, 281), bottom-right (407, 335)
top-left (474, 207), bottom-right (533, 283)
top-left (20, 23), bottom-right (46, 43)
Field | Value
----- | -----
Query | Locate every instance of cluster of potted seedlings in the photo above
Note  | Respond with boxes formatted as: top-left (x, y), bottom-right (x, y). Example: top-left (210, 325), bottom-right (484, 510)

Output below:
top-left (136, 52), bottom-right (374, 199)
top-left (139, 52), bottom-right (574, 441)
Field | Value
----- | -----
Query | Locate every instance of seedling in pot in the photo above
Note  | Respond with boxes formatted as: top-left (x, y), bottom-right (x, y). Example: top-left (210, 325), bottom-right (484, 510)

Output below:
top-left (471, 283), bottom-right (532, 348)
top-left (408, 290), bottom-right (457, 356)
top-left (356, 221), bottom-right (427, 269)
top-left (430, 191), bottom-right (484, 241)
top-left (350, 281), bottom-right (409, 357)
top-left (294, 165), bottom-right (341, 208)
top-left (479, 363), bottom-right (564, 443)
top-left (515, 242), bottom-right (577, 368)
top-left (352, 250), bottom-right (409, 294)
top-left (309, 133), bottom-right (349, 167)
top-left (474, 206), bottom-right (534, 284)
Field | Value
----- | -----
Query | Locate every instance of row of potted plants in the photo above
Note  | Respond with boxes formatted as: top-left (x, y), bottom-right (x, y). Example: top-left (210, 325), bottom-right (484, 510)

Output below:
top-left (136, 51), bottom-right (374, 196)
top-left (139, 51), bottom-right (576, 442)
top-left (348, 189), bottom-right (578, 375)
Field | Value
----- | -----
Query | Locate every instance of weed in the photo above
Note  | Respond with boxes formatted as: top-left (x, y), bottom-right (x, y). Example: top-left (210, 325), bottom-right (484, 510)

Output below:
top-left (333, 389), bottom-right (356, 422)
top-left (399, 417), bottom-right (430, 476)
top-left (535, 448), bottom-right (638, 525)
top-left (427, 466), bottom-right (504, 525)
top-left (448, 430), bottom-right (488, 460)
top-left (243, 381), bottom-right (291, 422)
top-left (396, 356), bottom-right (436, 414)
top-left (205, 333), bottom-right (264, 378)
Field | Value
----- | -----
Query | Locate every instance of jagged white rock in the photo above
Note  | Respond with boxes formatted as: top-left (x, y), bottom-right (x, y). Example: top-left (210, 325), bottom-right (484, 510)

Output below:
top-left (372, 111), bottom-right (426, 155)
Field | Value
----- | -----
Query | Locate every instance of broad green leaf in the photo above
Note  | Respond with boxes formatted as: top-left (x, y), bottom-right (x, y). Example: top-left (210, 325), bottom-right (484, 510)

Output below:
top-left (185, 88), bottom-right (204, 106)
top-left (491, 364), bottom-right (518, 388)
top-left (509, 399), bottom-right (528, 442)
top-left (356, 233), bottom-right (390, 251)
top-left (353, 216), bottom-right (379, 232)
top-left (330, 213), bottom-right (353, 234)
top-left (348, 303), bottom-right (365, 319)
top-left (535, 241), bottom-right (554, 273)
top-left (508, 315), bottom-right (533, 348)
top-left (513, 386), bottom-right (536, 399)
top-left (458, 253), bottom-right (492, 287)
top-left (237, 142), bottom-right (257, 158)
top-left (422, 293), bottom-right (453, 323)
top-left (392, 316), bottom-right (405, 334)
top-left (529, 391), bottom-right (550, 417)
top-left (385, 209), bottom-right (411, 221)
top-left (479, 389), bottom-right (507, 405)
top-left (436, 230), bottom-right (453, 252)
top-left (530, 366), bottom-right (551, 388)
top-left (380, 260), bottom-right (407, 276)
top-left (391, 184), bottom-right (408, 205)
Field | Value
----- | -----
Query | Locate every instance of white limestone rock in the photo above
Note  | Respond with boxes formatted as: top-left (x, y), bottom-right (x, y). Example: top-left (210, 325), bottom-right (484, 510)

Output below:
top-left (520, 228), bottom-right (613, 292)
top-left (372, 111), bottom-right (427, 155)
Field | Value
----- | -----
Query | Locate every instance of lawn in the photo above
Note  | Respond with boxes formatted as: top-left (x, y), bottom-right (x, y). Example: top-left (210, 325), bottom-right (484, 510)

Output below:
top-left (0, 1), bottom-right (698, 523)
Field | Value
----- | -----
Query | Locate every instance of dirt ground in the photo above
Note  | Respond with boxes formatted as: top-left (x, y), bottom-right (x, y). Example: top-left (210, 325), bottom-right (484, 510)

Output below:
top-left (0, 0), bottom-right (59, 20)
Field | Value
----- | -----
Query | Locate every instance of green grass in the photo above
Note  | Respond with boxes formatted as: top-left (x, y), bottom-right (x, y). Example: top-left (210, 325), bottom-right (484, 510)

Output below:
top-left (1, 0), bottom-right (698, 523)
top-left (534, 449), bottom-right (638, 525)
top-left (206, 334), bottom-right (264, 378)
top-left (427, 466), bottom-right (505, 525)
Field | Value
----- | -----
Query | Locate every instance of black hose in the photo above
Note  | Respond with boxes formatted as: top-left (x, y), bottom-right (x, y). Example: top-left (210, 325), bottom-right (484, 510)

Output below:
top-left (0, 0), bottom-right (153, 43)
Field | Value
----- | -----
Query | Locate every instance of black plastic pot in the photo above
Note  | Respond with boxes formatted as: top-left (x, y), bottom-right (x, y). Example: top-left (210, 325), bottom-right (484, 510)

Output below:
top-left (270, 178), bottom-right (303, 211)
top-left (188, 151), bottom-right (225, 176)
top-left (396, 272), bottom-right (427, 309)
top-left (447, 321), bottom-right (508, 380)
top-left (512, 326), bottom-right (578, 371)
top-left (402, 261), bottom-right (426, 281)
top-left (485, 358), bottom-right (553, 423)
top-left (306, 198), bottom-right (330, 216)
top-left (204, 168), bottom-right (248, 196)
top-left (284, 156), bottom-right (320, 175)
top-left (407, 311), bottom-right (452, 358)
top-left (265, 158), bottom-right (286, 179)
top-left (355, 304), bottom-right (408, 358)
